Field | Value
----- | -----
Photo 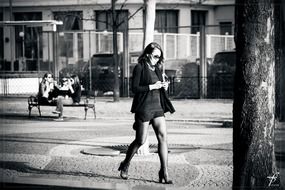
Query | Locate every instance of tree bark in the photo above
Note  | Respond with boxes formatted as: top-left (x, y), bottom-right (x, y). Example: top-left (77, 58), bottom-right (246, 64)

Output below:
top-left (112, 0), bottom-right (120, 102)
top-left (143, 0), bottom-right (156, 47)
top-left (137, 0), bottom-right (156, 155)
top-left (233, 0), bottom-right (279, 189)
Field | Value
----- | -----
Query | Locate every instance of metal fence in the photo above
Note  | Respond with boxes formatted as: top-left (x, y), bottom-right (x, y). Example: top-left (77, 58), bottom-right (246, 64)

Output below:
top-left (126, 75), bottom-right (234, 99)
top-left (0, 25), bottom-right (236, 99)
top-left (0, 75), bottom-right (234, 99)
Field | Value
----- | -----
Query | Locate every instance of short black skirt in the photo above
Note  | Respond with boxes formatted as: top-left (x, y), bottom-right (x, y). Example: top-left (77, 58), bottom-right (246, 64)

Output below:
top-left (135, 110), bottom-right (165, 123)
top-left (133, 110), bottom-right (165, 130)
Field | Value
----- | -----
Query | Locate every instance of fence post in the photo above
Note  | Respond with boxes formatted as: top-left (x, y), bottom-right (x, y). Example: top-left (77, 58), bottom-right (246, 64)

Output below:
top-left (196, 33), bottom-right (200, 58)
top-left (199, 25), bottom-right (207, 99)
top-left (52, 31), bottom-right (58, 78)
top-left (163, 33), bottom-right (167, 59)
top-left (89, 30), bottom-right (92, 91)
top-left (225, 32), bottom-right (228, 50)
top-left (206, 34), bottom-right (211, 58)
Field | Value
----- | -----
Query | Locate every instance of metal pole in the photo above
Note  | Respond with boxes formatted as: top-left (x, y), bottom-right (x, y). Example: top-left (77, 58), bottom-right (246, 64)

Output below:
top-left (48, 32), bottom-right (51, 72)
top-left (37, 33), bottom-right (40, 73)
top-left (9, 0), bottom-right (14, 71)
top-left (89, 30), bottom-right (92, 91)
top-left (199, 25), bottom-right (206, 98)
top-left (52, 32), bottom-right (57, 78)
top-left (22, 26), bottom-right (25, 71)
top-left (9, 0), bottom-right (13, 20)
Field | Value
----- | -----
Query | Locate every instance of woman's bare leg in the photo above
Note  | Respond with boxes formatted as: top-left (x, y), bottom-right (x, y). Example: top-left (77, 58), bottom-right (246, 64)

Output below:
top-left (152, 116), bottom-right (172, 183)
top-left (123, 121), bottom-right (149, 163)
top-left (119, 121), bottom-right (150, 179)
top-left (152, 116), bottom-right (168, 170)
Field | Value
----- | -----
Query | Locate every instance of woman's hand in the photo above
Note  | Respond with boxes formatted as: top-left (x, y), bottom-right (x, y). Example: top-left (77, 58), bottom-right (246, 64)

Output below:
top-left (68, 81), bottom-right (75, 94)
top-left (149, 81), bottom-right (162, 90)
top-left (162, 81), bottom-right (169, 91)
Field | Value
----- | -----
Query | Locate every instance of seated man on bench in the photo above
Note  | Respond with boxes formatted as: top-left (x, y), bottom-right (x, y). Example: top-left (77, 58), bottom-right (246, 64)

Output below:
top-left (52, 75), bottom-right (82, 121)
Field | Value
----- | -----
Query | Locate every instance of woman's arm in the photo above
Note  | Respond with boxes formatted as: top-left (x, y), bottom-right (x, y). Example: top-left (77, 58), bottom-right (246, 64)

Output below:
top-left (40, 81), bottom-right (50, 98)
top-left (39, 82), bottom-right (45, 95)
top-left (132, 64), bottom-right (149, 93)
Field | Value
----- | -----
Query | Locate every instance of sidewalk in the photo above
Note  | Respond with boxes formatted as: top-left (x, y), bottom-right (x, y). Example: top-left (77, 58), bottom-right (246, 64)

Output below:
top-left (0, 119), bottom-right (234, 190)
top-left (1, 97), bottom-right (283, 190)
top-left (0, 96), bottom-right (233, 123)
top-left (0, 96), bottom-right (235, 190)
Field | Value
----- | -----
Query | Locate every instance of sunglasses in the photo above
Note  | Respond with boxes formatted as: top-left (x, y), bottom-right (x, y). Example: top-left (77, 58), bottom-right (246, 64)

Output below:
top-left (152, 54), bottom-right (161, 59)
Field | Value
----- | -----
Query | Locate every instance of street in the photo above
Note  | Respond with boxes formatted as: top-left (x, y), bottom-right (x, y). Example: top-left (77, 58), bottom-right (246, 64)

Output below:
top-left (0, 115), bottom-right (234, 189)
top-left (0, 98), bottom-right (284, 190)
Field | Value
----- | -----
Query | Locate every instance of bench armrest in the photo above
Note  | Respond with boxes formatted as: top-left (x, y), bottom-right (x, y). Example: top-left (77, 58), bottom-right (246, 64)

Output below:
top-left (28, 95), bottom-right (39, 105)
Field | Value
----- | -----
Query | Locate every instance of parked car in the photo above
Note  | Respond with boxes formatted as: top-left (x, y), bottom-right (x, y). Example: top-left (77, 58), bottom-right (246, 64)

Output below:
top-left (59, 53), bottom-right (123, 96)
top-left (207, 50), bottom-right (236, 98)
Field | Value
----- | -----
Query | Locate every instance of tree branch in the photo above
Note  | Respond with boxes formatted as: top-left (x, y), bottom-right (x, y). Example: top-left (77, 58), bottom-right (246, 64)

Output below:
top-left (117, 6), bottom-right (144, 28)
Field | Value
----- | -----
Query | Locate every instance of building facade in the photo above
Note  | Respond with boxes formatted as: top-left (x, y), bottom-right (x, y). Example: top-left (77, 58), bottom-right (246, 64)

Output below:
top-left (0, 0), bottom-right (235, 74)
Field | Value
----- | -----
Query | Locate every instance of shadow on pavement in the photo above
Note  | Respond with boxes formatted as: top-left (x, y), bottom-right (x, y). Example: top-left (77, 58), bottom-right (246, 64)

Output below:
top-left (0, 113), bottom-right (83, 122)
top-left (0, 113), bottom-right (57, 121)
top-left (0, 161), bottom-right (159, 190)
top-left (0, 160), bottom-right (121, 181)
top-left (0, 135), bottom-right (103, 148)
top-left (105, 144), bottom-right (200, 154)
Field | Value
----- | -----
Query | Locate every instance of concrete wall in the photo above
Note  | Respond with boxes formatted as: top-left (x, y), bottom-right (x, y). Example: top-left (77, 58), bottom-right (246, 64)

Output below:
top-left (214, 6), bottom-right (235, 25)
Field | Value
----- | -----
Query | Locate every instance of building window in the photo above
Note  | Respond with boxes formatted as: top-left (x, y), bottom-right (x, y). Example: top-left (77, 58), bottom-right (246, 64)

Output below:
top-left (54, 11), bottom-right (83, 59)
top-left (191, 10), bottom-right (207, 34)
top-left (54, 11), bottom-right (83, 31)
top-left (14, 12), bottom-right (42, 71)
top-left (154, 10), bottom-right (178, 33)
top-left (95, 10), bottom-right (128, 32)
top-left (95, 10), bottom-right (128, 53)
top-left (220, 22), bottom-right (233, 35)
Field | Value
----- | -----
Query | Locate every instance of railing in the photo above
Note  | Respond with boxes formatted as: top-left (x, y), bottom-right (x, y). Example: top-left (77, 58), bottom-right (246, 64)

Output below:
top-left (166, 76), bottom-right (234, 99)
top-left (0, 76), bottom-right (234, 99)
top-left (0, 30), bottom-right (235, 72)
top-left (0, 29), bottom-right (236, 98)
top-left (129, 32), bottom-right (234, 62)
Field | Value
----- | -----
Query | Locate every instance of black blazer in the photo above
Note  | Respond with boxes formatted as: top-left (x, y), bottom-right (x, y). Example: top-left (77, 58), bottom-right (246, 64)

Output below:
top-left (130, 62), bottom-right (175, 114)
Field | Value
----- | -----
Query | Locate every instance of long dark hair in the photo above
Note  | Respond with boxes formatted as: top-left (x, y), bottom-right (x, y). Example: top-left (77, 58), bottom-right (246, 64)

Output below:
top-left (71, 75), bottom-right (80, 88)
top-left (138, 42), bottom-right (164, 65)
top-left (42, 73), bottom-right (53, 82)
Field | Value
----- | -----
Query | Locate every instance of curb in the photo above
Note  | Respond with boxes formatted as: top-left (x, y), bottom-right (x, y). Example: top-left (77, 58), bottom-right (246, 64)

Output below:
top-left (95, 117), bottom-right (233, 125)
top-left (1, 176), bottom-right (129, 190)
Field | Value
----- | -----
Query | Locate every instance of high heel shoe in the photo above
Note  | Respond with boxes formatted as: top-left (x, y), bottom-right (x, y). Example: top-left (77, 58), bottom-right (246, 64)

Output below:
top-left (158, 169), bottom-right (173, 184)
top-left (118, 161), bottom-right (130, 180)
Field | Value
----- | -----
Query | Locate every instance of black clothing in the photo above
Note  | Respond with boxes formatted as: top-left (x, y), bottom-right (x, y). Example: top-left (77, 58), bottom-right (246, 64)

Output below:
top-left (71, 84), bottom-right (81, 103)
top-left (134, 110), bottom-right (165, 123)
top-left (130, 62), bottom-right (175, 114)
top-left (140, 69), bottom-right (162, 113)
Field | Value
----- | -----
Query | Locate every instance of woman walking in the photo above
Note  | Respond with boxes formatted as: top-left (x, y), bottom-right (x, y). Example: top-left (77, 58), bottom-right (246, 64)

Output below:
top-left (118, 42), bottom-right (175, 184)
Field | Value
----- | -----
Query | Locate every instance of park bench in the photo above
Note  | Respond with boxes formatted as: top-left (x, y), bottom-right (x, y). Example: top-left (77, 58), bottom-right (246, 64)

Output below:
top-left (28, 93), bottom-right (96, 120)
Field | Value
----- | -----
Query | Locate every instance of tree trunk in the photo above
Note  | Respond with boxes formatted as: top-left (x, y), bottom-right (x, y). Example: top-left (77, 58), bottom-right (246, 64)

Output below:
top-left (143, 0), bottom-right (156, 47)
top-left (137, 0), bottom-right (156, 155)
top-left (112, 0), bottom-right (120, 102)
top-left (233, 0), bottom-right (278, 189)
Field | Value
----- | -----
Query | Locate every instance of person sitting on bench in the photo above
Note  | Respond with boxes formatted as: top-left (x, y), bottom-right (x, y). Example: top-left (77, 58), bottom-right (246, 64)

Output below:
top-left (38, 73), bottom-right (58, 105)
top-left (52, 75), bottom-right (82, 121)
